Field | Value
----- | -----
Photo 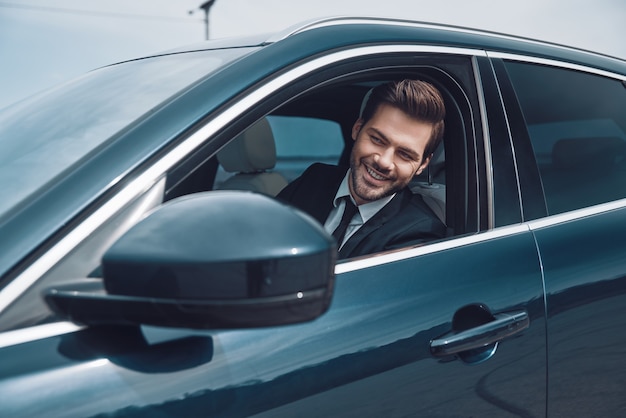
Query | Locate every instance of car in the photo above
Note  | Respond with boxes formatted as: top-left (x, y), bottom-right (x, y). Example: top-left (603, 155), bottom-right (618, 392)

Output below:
top-left (1, 16), bottom-right (625, 417)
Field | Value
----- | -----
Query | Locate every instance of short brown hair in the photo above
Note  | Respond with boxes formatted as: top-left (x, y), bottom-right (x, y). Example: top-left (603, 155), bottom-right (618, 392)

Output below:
top-left (361, 79), bottom-right (446, 158)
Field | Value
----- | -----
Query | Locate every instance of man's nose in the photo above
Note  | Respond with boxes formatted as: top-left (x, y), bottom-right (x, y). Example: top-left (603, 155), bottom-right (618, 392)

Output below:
top-left (375, 148), bottom-right (394, 170)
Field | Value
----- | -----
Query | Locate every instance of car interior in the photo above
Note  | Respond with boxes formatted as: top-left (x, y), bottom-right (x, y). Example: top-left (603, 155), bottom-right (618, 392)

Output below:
top-left (164, 73), bottom-right (469, 239)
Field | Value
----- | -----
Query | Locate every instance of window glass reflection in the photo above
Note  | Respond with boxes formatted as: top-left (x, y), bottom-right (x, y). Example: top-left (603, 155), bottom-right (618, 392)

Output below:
top-left (0, 48), bottom-right (252, 219)
top-left (505, 61), bottom-right (626, 214)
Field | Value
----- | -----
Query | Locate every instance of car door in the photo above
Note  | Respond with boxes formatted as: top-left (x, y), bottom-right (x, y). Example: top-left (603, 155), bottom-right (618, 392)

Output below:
top-left (235, 54), bottom-right (548, 417)
top-left (494, 56), bottom-right (626, 416)
top-left (0, 47), bottom-right (547, 417)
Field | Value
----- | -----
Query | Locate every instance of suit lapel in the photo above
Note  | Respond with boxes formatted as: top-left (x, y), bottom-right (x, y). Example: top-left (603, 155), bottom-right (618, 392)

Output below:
top-left (282, 164), bottom-right (347, 224)
top-left (338, 189), bottom-right (409, 259)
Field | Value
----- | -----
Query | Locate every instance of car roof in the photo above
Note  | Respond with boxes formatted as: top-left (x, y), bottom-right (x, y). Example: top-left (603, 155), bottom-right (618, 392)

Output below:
top-left (155, 16), bottom-right (625, 76)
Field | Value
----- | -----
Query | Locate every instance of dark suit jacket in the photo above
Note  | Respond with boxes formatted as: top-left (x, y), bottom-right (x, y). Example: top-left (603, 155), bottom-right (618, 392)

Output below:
top-left (277, 163), bottom-right (446, 259)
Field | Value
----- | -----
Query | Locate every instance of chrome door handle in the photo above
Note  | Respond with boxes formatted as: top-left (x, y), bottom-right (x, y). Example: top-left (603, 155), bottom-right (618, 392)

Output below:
top-left (430, 310), bottom-right (529, 357)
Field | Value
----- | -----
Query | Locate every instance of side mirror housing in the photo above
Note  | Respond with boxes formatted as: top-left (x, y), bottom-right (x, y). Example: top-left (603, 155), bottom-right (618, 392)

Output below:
top-left (46, 191), bottom-right (336, 329)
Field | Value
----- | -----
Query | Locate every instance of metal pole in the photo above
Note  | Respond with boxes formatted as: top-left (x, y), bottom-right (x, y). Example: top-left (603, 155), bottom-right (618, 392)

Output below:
top-left (198, 0), bottom-right (216, 40)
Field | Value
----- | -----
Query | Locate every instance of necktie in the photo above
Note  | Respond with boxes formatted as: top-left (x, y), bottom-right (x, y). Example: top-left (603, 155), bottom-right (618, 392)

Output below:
top-left (332, 198), bottom-right (358, 246)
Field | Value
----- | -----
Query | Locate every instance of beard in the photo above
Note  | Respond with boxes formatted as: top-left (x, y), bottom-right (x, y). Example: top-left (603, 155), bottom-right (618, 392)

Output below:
top-left (349, 156), bottom-right (410, 203)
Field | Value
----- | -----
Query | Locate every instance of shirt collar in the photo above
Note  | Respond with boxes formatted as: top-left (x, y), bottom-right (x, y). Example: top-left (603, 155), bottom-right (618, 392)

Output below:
top-left (333, 169), bottom-right (396, 223)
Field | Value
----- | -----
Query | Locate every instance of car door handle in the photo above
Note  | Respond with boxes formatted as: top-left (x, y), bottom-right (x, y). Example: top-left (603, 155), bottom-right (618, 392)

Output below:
top-left (430, 310), bottom-right (529, 357)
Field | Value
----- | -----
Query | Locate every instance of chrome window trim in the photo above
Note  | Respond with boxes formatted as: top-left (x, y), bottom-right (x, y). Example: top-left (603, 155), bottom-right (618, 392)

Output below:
top-left (271, 16), bottom-right (623, 68)
top-left (338, 198), bottom-right (626, 275)
top-left (0, 322), bottom-right (83, 349)
top-left (269, 17), bottom-right (487, 42)
top-left (472, 56), bottom-right (495, 229)
top-left (0, 43), bottom-right (486, 323)
top-left (527, 198), bottom-right (626, 231)
top-left (336, 223), bottom-right (529, 274)
top-left (486, 51), bottom-right (626, 81)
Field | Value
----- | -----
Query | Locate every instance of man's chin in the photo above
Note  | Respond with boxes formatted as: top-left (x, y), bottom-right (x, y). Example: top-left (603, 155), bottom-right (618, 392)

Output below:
top-left (354, 186), bottom-right (394, 203)
top-left (351, 171), bottom-right (398, 202)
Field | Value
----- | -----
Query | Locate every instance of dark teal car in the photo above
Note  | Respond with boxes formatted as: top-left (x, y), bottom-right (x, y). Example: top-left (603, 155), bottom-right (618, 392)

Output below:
top-left (1, 17), bottom-right (626, 417)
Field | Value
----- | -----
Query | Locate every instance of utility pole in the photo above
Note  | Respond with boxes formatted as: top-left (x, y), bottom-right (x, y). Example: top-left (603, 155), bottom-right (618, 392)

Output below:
top-left (198, 0), bottom-right (216, 40)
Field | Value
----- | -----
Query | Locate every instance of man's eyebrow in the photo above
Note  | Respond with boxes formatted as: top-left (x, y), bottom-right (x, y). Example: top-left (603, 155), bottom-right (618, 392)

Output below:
top-left (368, 127), bottom-right (422, 160)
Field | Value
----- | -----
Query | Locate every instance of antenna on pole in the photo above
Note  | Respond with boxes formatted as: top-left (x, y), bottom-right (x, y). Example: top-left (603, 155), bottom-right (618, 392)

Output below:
top-left (189, 0), bottom-right (217, 40)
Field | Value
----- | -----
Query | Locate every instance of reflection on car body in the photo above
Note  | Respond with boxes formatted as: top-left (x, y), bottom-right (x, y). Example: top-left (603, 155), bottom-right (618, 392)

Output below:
top-left (0, 16), bottom-right (626, 417)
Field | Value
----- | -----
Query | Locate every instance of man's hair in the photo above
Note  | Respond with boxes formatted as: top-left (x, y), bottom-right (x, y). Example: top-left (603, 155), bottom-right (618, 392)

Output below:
top-left (360, 79), bottom-right (446, 158)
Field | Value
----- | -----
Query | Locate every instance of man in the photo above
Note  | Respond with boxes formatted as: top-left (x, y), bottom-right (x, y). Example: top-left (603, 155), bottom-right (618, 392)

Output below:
top-left (278, 79), bottom-right (447, 259)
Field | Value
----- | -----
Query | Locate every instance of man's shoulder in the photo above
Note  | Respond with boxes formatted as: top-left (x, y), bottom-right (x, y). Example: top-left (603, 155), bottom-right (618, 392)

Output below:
top-left (278, 162), bottom-right (345, 198)
top-left (368, 188), bottom-right (440, 228)
top-left (397, 188), bottom-right (445, 226)
top-left (405, 188), bottom-right (433, 209)
top-left (277, 163), bottom-right (347, 222)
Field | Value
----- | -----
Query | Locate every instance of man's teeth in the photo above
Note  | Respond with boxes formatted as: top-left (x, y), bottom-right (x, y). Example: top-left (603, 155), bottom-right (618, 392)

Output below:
top-left (367, 167), bottom-right (386, 180)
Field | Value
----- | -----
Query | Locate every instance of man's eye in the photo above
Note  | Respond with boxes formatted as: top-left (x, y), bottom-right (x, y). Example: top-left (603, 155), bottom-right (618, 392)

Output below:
top-left (398, 152), bottom-right (414, 161)
top-left (370, 136), bottom-right (383, 144)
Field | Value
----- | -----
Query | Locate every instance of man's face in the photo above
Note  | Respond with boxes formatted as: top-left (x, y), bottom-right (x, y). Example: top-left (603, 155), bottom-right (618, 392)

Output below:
top-left (349, 103), bottom-right (433, 205)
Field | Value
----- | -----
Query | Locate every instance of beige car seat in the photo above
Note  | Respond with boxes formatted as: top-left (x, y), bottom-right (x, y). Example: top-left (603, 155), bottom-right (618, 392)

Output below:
top-left (217, 118), bottom-right (288, 196)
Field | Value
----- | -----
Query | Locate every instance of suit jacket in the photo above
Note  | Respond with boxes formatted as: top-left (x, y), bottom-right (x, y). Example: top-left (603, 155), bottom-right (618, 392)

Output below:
top-left (277, 163), bottom-right (446, 259)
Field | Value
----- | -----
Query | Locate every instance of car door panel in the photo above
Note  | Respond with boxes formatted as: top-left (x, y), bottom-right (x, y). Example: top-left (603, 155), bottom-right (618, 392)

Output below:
top-left (0, 228), bottom-right (545, 417)
top-left (496, 55), bottom-right (626, 416)
top-left (250, 230), bottom-right (546, 417)
top-left (531, 206), bottom-right (626, 417)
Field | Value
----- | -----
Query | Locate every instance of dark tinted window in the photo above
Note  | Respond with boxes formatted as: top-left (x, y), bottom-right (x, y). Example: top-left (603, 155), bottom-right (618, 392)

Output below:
top-left (505, 61), bottom-right (626, 215)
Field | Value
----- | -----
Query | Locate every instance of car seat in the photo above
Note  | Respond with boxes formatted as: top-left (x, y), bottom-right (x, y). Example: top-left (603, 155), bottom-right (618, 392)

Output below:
top-left (410, 143), bottom-right (446, 224)
top-left (216, 118), bottom-right (288, 196)
top-left (542, 136), bottom-right (626, 214)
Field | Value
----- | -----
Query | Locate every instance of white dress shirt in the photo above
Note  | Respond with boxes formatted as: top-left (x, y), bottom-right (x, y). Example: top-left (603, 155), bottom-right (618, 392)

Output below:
top-left (324, 169), bottom-right (395, 249)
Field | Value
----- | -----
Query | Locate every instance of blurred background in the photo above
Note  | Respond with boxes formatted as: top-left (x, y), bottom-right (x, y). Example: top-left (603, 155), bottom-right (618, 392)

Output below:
top-left (1, 0), bottom-right (624, 110)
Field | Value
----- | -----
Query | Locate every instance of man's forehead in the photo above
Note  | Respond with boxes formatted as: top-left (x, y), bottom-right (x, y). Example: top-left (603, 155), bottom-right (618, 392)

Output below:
top-left (365, 106), bottom-right (433, 147)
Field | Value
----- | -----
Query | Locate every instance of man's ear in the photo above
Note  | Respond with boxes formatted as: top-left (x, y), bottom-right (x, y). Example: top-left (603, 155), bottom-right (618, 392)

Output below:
top-left (351, 118), bottom-right (364, 141)
top-left (414, 154), bottom-right (433, 176)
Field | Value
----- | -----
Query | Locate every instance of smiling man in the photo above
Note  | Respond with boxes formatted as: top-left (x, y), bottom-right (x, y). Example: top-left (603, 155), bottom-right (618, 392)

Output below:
top-left (278, 79), bottom-right (447, 259)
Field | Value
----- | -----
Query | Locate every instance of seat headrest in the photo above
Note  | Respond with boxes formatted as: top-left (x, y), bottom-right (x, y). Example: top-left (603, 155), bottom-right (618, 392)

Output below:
top-left (217, 118), bottom-right (277, 173)
top-left (552, 137), bottom-right (626, 170)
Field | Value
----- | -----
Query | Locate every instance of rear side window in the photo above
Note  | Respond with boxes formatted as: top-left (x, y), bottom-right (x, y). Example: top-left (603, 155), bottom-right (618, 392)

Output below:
top-left (214, 116), bottom-right (344, 188)
top-left (505, 61), bottom-right (626, 215)
top-left (268, 116), bottom-right (343, 182)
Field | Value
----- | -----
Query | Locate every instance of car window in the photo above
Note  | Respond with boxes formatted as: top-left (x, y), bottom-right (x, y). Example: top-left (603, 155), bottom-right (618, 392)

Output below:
top-left (269, 116), bottom-right (344, 182)
top-left (0, 48), bottom-right (253, 224)
top-left (214, 116), bottom-right (344, 188)
top-left (505, 61), bottom-right (626, 215)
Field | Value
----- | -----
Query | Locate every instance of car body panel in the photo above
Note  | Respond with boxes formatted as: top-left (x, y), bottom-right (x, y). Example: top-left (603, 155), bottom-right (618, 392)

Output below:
top-left (0, 226), bottom-right (545, 417)
top-left (529, 205), bottom-right (626, 416)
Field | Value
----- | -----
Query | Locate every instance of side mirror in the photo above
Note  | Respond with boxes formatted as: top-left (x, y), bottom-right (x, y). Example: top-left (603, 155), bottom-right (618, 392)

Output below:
top-left (45, 191), bottom-right (336, 329)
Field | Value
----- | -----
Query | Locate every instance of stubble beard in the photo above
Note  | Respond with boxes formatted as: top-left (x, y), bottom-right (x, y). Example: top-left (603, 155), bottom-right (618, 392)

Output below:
top-left (349, 156), bottom-right (407, 203)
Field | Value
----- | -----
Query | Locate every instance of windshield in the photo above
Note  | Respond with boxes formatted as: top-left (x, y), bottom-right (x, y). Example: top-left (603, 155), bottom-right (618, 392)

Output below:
top-left (0, 47), bottom-right (253, 221)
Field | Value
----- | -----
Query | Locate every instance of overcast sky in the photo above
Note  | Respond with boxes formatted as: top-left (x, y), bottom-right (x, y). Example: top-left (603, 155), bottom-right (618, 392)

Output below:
top-left (1, 0), bottom-right (624, 109)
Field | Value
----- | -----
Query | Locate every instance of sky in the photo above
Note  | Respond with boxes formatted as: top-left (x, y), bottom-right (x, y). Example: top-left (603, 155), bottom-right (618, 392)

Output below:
top-left (1, 0), bottom-right (625, 110)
